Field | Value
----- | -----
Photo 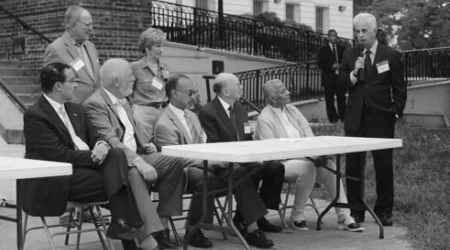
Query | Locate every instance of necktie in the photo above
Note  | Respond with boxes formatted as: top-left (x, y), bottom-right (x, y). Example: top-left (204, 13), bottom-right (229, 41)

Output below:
top-left (115, 100), bottom-right (137, 152)
top-left (228, 106), bottom-right (239, 141)
top-left (59, 106), bottom-right (89, 150)
top-left (364, 50), bottom-right (372, 78)
top-left (332, 45), bottom-right (338, 63)
top-left (184, 112), bottom-right (201, 144)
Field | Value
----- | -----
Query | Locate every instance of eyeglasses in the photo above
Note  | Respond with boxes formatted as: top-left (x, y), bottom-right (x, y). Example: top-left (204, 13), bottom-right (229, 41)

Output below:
top-left (175, 89), bottom-right (198, 96)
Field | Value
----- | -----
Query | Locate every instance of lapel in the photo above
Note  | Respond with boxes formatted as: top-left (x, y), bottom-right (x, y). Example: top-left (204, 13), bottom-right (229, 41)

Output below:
top-left (186, 110), bottom-right (203, 138)
top-left (39, 96), bottom-right (71, 140)
top-left (166, 107), bottom-right (192, 144)
top-left (368, 44), bottom-right (386, 80)
top-left (212, 98), bottom-right (238, 141)
top-left (64, 103), bottom-right (83, 139)
top-left (83, 42), bottom-right (98, 81)
top-left (62, 33), bottom-right (94, 83)
top-left (137, 57), bottom-right (159, 78)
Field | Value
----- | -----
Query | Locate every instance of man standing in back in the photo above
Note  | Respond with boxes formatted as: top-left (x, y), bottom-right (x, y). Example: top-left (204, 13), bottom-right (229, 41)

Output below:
top-left (43, 5), bottom-right (100, 103)
top-left (319, 29), bottom-right (346, 123)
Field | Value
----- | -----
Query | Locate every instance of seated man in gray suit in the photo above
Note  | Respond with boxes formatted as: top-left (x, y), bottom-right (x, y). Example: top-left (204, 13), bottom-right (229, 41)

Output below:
top-left (154, 74), bottom-right (274, 249)
top-left (84, 58), bottom-right (185, 250)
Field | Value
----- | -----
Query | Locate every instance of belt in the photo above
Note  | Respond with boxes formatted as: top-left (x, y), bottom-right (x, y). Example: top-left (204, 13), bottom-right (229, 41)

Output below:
top-left (146, 102), bottom-right (168, 109)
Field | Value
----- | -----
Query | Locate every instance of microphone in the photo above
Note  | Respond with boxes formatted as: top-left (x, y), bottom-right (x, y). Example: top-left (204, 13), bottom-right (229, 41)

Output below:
top-left (358, 45), bottom-right (365, 81)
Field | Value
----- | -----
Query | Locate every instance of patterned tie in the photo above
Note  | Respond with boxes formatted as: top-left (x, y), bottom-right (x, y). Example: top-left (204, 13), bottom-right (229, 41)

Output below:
top-left (184, 112), bottom-right (201, 144)
top-left (228, 105), bottom-right (239, 141)
top-left (59, 106), bottom-right (89, 150)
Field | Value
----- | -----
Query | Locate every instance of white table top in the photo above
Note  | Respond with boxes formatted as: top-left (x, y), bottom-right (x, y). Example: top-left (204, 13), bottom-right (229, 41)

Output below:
top-left (0, 156), bottom-right (72, 179)
top-left (162, 136), bottom-right (402, 162)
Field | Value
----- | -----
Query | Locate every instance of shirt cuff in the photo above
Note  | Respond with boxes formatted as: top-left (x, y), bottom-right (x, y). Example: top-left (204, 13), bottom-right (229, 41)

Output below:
top-left (131, 156), bottom-right (142, 167)
top-left (350, 71), bottom-right (358, 84)
top-left (95, 141), bottom-right (111, 149)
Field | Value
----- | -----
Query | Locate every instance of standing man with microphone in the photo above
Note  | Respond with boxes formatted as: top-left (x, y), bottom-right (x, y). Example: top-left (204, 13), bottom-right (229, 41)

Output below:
top-left (338, 13), bottom-right (407, 226)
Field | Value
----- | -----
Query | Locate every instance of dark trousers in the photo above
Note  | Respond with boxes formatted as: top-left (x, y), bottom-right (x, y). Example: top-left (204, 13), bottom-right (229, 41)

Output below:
top-left (345, 108), bottom-right (395, 218)
top-left (324, 76), bottom-right (346, 123)
top-left (69, 148), bottom-right (141, 225)
top-left (241, 161), bottom-right (285, 211)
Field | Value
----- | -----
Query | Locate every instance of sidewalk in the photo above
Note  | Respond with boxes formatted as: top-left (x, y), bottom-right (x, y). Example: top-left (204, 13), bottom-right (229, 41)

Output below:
top-left (0, 144), bottom-right (414, 250)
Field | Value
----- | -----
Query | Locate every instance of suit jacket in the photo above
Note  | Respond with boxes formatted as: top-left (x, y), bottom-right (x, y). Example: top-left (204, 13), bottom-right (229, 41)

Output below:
top-left (43, 32), bottom-right (101, 103)
top-left (338, 43), bottom-right (407, 132)
top-left (154, 106), bottom-right (205, 148)
top-left (23, 96), bottom-right (103, 216)
top-left (83, 88), bottom-right (146, 165)
top-left (198, 97), bottom-right (252, 143)
top-left (319, 43), bottom-right (344, 86)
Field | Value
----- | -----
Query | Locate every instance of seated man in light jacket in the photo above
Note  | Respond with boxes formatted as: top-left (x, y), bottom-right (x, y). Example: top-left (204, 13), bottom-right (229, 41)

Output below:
top-left (253, 79), bottom-right (364, 232)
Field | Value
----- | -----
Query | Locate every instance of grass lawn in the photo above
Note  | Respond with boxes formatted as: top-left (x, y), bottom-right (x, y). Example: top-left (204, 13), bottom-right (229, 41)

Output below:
top-left (310, 121), bottom-right (450, 250)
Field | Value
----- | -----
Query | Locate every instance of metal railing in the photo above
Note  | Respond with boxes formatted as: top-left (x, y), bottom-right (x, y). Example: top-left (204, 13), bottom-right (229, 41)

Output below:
top-left (0, 78), bottom-right (28, 112)
top-left (234, 62), bottom-right (321, 109)
top-left (402, 46), bottom-right (450, 84)
top-left (150, 0), bottom-right (353, 62)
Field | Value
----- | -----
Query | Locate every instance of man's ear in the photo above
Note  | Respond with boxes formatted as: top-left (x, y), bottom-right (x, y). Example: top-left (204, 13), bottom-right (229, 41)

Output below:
top-left (54, 81), bottom-right (63, 92)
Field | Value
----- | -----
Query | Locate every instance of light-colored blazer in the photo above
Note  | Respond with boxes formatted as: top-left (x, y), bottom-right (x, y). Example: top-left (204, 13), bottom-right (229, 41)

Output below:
top-left (83, 88), bottom-right (142, 165)
top-left (254, 104), bottom-right (314, 140)
top-left (154, 106), bottom-right (205, 148)
top-left (43, 32), bottom-right (101, 103)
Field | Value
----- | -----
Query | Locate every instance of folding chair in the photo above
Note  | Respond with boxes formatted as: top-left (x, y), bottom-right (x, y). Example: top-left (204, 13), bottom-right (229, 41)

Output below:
top-left (23, 201), bottom-right (115, 250)
top-left (278, 182), bottom-right (320, 229)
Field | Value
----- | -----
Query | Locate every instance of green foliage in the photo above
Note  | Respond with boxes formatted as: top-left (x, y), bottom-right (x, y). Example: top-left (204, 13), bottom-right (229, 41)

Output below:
top-left (311, 122), bottom-right (450, 250)
top-left (354, 0), bottom-right (450, 50)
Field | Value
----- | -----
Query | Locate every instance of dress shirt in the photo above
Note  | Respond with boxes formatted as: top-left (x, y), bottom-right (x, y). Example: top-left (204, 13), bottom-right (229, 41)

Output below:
top-left (43, 94), bottom-right (90, 150)
top-left (103, 88), bottom-right (138, 154)
top-left (217, 96), bottom-right (231, 117)
top-left (168, 103), bottom-right (193, 140)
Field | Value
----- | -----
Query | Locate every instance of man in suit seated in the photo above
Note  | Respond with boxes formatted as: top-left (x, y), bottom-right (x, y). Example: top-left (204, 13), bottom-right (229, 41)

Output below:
top-left (253, 79), bottom-right (364, 232)
top-left (154, 74), bottom-right (274, 249)
top-left (23, 62), bottom-right (142, 249)
top-left (84, 58), bottom-right (203, 249)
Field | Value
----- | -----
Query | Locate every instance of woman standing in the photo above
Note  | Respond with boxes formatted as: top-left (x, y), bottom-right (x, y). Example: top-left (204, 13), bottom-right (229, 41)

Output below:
top-left (130, 28), bottom-right (170, 143)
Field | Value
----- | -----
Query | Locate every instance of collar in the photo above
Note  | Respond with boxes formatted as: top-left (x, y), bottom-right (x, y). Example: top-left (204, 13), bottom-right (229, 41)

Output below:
top-left (217, 96), bottom-right (231, 112)
top-left (168, 103), bottom-right (185, 117)
top-left (267, 104), bottom-right (285, 114)
top-left (365, 40), bottom-right (379, 55)
top-left (65, 32), bottom-right (84, 47)
top-left (329, 42), bottom-right (336, 49)
top-left (102, 87), bottom-right (120, 105)
top-left (43, 93), bottom-right (64, 113)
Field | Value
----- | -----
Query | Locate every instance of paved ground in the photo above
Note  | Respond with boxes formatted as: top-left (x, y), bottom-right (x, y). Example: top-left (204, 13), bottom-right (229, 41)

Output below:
top-left (0, 144), bottom-right (414, 250)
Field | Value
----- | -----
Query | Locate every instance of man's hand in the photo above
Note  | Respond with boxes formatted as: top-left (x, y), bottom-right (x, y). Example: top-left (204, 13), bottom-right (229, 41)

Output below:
top-left (332, 63), bottom-right (341, 70)
top-left (91, 143), bottom-right (109, 165)
top-left (353, 56), bottom-right (365, 76)
top-left (134, 158), bottom-right (158, 182)
top-left (142, 143), bottom-right (157, 154)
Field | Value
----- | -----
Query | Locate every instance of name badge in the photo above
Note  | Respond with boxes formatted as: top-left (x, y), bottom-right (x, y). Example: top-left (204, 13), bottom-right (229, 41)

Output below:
top-left (70, 57), bottom-right (85, 72)
top-left (151, 77), bottom-right (164, 90)
top-left (376, 60), bottom-right (390, 74)
top-left (244, 123), bottom-right (252, 134)
top-left (161, 70), bottom-right (170, 79)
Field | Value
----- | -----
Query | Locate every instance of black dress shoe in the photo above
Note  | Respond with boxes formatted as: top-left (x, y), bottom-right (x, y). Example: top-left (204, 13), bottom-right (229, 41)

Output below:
top-left (257, 217), bottom-right (282, 233)
top-left (187, 229), bottom-right (213, 248)
top-left (152, 229), bottom-right (178, 249)
top-left (245, 229), bottom-right (274, 249)
top-left (232, 218), bottom-right (248, 236)
top-left (107, 219), bottom-right (137, 240)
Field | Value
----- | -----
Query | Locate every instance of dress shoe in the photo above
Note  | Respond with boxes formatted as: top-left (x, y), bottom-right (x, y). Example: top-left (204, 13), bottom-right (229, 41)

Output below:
top-left (232, 217), bottom-right (247, 236)
top-left (257, 217), bottom-right (282, 233)
top-left (152, 229), bottom-right (178, 249)
top-left (186, 229), bottom-right (213, 248)
top-left (107, 219), bottom-right (137, 240)
top-left (245, 229), bottom-right (274, 249)
top-left (289, 217), bottom-right (308, 231)
top-left (351, 212), bottom-right (365, 223)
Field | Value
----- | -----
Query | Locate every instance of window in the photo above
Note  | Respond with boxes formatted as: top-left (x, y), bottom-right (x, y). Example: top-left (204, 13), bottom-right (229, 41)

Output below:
top-left (286, 3), bottom-right (300, 22)
top-left (254, 0), bottom-right (269, 14)
top-left (176, 0), bottom-right (182, 4)
top-left (316, 6), bottom-right (329, 34)
top-left (195, 0), bottom-right (209, 10)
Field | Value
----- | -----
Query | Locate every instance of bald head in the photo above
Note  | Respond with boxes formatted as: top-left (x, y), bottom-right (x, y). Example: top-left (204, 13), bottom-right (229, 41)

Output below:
top-left (263, 79), bottom-right (290, 108)
top-left (213, 73), bottom-right (242, 104)
top-left (353, 13), bottom-right (378, 49)
top-left (100, 58), bottom-right (135, 99)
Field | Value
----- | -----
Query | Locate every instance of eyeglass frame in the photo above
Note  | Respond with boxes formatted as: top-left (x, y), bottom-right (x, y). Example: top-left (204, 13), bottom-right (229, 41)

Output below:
top-left (174, 89), bottom-right (198, 96)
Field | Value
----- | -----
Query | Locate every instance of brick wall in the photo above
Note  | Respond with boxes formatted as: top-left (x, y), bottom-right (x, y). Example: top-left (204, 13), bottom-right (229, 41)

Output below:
top-left (0, 0), bottom-right (153, 74)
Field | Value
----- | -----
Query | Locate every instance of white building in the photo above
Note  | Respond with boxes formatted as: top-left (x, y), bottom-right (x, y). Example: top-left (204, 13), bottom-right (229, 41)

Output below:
top-left (169, 0), bottom-right (354, 39)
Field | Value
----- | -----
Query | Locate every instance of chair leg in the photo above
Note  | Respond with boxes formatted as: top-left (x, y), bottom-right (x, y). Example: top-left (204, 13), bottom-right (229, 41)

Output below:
top-left (88, 206), bottom-right (109, 250)
top-left (64, 208), bottom-right (75, 245)
top-left (169, 217), bottom-right (181, 247)
top-left (22, 213), bottom-right (29, 248)
top-left (279, 183), bottom-right (292, 229)
top-left (213, 198), bottom-right (227, 240)
top-left (95, 205), bottom-right (115, 250)
top-left (309, 196), bottom-right (321, 216)
top-left (40, 217), bottom-right (57, 250)
top-left (75, 207), bottom-right (84, 250)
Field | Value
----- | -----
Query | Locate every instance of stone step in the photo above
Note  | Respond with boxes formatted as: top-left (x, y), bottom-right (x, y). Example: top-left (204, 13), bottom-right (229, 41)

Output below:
top-left (8, 84), bottom-right (41, 95)
top-left (0, 60), bottom-right (19, 68)
top-left (0, 51), bottom-right (8, 60)
top-left (0, 67), bottom-right (29, 76)
top-left (0, 76), bottom-right (36, 85)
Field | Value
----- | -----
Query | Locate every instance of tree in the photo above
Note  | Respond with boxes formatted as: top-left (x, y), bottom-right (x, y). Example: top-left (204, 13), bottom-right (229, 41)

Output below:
top-left (354, 0), bottom-right (450, 50)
